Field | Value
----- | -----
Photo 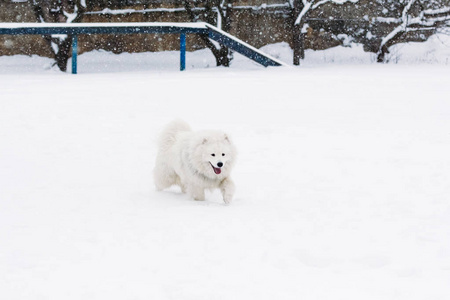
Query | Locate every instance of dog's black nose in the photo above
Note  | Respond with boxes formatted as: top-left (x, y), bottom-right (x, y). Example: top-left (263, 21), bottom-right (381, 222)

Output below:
top-left (217, 162), bottom-right (223, 168)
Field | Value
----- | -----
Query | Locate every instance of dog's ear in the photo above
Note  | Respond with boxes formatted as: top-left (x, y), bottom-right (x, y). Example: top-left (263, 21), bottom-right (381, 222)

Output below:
top-left (224, 134), bottom-right (230, 143)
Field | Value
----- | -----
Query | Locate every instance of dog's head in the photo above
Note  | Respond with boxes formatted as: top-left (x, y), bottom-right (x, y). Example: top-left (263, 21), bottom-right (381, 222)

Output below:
top-left (190, 131), bottom-right (237, 179)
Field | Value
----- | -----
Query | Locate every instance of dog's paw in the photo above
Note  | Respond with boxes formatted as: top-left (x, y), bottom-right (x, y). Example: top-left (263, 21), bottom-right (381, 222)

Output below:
top-left (223, 196), bottom-right (232, 205)
top-left (220, 179), bottom-right (235, 205)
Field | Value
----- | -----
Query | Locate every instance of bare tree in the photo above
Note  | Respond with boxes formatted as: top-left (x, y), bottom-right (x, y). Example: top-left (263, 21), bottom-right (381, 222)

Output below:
top-left (183, 0), bottom-right (234, 66)
top-left (32, 0), bottom-right (86, 71)
top-left (290, 0), bottom-right (360, 65)
top-left (377, 0), bottom-right (450, 62)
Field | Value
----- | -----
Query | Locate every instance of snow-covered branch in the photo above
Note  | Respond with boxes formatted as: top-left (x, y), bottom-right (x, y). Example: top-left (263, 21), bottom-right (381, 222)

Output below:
top-left (377, 0), bottom-right (450, 62)
top-left (294, 1), bottom-right (312, 25)
top-left (293, 0), bottom-right (359, 25)
top-left (378, 0), bottom-right (416, 51)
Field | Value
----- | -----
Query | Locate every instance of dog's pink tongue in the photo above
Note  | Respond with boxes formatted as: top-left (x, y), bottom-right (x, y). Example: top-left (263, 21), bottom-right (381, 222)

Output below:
top-left (214, 166), bottom-right (222, 175)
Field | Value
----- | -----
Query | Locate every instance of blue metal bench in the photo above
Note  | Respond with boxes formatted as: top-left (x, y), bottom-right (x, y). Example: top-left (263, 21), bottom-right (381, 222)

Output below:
top-left (0, 22), bottom-right (285, 74)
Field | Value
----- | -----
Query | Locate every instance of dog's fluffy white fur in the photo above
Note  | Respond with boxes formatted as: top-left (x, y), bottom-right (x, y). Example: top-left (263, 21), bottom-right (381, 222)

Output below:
top-left (154, 120), bottom-right (237, 204)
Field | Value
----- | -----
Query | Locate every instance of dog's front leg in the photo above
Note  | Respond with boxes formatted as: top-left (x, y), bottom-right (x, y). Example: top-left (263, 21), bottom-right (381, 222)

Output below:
top-left (189, 185), bottom-right (205, 201)
top-left (220, 178), bottom-right (235, 205)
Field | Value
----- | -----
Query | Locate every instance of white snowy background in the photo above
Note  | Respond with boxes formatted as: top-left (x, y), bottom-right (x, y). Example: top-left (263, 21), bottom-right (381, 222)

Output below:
top-left (1, 35), bottom-right (450, 300)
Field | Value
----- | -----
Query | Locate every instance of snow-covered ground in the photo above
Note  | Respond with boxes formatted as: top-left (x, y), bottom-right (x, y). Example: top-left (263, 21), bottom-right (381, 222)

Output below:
top-left (1, 36), bottom-right (450, 300)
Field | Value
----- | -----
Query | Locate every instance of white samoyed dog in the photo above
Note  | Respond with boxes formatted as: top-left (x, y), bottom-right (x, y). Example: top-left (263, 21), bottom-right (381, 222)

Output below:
top-left (154, 120), bottom-right (237, 204)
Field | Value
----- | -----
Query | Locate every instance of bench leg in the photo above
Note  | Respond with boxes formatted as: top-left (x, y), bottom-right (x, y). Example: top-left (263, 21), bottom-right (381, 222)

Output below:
top-left (180, 33), bottom-right (186, 71)
top-left (72, 35), bottom-right (78, 74)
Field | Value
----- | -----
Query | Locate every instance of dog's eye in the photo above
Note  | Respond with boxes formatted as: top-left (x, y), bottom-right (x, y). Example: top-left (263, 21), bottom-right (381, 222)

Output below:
top-left (222, 153), bottom-right (225, 156)
top-left (211, 154), bottom-right (215, 157)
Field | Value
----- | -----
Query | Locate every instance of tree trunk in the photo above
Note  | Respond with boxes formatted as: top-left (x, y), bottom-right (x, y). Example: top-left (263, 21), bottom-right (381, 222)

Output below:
top-left (376, 45), bottom-right (388, 63)
top-left (292, 0), bottom-right (305, 65)
top-left (293, 25), bottom-right (305, 65)
top-left (32, 0), bottom-right (85, 72)
top-left (55, 36), bottom-right (73, 72)
top-left (293, 24), bottom-right (301, 65)
top-left (183, 0), bottom-right (233, 67)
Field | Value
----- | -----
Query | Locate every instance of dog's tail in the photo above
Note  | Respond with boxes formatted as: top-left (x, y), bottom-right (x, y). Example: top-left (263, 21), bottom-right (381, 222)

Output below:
top-left (157, 119), bottom-right (192, 151)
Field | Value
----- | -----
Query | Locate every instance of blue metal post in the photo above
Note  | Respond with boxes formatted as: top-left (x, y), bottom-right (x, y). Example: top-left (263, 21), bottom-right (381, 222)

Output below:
top-left (72, 35), bottom-right (78, 74)
top-left (180, 33), bottom-right (186, 71)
